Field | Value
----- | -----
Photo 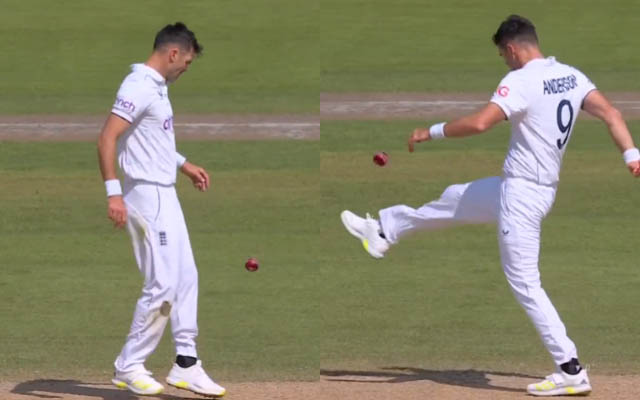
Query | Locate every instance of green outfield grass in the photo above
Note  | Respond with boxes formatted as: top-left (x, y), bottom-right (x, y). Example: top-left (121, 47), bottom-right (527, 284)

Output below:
top-left (320, 119), bottom-right (640, 375)
top-left (322, 0), bottom-right (640, 93)
top-left (0, 0), bottom-right (317, 114)
top-left (0, 140), bottom-right (319, 381)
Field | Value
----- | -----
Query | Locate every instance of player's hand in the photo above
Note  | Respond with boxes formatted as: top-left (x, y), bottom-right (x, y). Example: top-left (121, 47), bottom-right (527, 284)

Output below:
top-left (181, 161), bottom-right (210, 192)
top-left (627, 160), bottom-right (640, 177)
top-left (408, 128), bottom-right (431, 153)
top-left (107, 195), bottom-right (127, 228)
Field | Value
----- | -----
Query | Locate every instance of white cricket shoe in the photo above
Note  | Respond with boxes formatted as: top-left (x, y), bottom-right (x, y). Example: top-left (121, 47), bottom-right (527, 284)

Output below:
top-left (340, 210), bottom-right (389, 258)
top-left (112, 367), bottom-right (164, 395)
top-left (527, 369), bottom-right (591, 396)
top-left (166, 360), bottom-right (226, 398)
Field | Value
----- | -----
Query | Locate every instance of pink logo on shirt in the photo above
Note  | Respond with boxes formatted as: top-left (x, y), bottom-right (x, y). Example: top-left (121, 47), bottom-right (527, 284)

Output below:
top-left (163, 116), bottom-right (174, 131)
top-left (497, 86), bottom-right (509, 97)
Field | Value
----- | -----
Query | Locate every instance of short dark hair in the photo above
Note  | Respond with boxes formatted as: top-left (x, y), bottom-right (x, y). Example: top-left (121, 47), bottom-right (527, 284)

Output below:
top-left (153, 22), bottom-right (203, 55)
top-left (492, 15), bottom-right (538, 48)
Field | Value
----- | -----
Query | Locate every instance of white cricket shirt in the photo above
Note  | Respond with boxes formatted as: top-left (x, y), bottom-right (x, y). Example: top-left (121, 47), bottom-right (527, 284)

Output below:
top-left (490, 57), bottom-right (596, 185)
top-left (111, 63), bottom-right (181, 185)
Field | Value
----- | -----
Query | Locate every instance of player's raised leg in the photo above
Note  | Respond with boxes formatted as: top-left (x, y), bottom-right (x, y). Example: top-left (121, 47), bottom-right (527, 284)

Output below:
top-left (341, 176), bottom-right (501, 258)
top-left (340, 211), bottom-right (390, 258)
top-left (380, 176), bottom-right (500, 244)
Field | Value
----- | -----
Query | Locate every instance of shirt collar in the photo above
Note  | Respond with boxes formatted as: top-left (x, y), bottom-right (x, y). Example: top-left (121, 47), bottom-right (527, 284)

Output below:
top-left (523, 56), bottom-right (555, 69)
top-left (131, 63), bottom-right (166, 86)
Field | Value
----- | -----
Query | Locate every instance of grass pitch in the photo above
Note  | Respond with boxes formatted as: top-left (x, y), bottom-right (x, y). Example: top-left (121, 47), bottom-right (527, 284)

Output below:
top-left (0, 0), bottom-right (317, 114)
top-left (0, 139), bottom-right (319, 381)
top-left (321, 0), bottom-right (640, 93)
top-left (320, 119), bottom-right (640, 375)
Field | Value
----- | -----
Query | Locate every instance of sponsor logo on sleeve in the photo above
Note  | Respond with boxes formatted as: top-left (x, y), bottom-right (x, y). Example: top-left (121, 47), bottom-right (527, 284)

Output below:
top-left (496, 85), bottom-right (509, 97)
top-left (114, 97), bottom-right (136, 114)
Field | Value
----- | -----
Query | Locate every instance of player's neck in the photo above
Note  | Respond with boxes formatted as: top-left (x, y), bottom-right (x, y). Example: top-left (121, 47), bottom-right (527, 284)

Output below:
top-left (144, 55), bottom-right (169, 82)
top-left (518, 47), bottom-right (544, 68)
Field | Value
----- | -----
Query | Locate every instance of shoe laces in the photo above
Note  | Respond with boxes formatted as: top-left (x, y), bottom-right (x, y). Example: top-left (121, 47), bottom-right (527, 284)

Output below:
top-left (188, 361), bottom-right (208, 378)
top-left (544, 372), bottom-right (564, 385)
top-left (120, 367), bottom-right (153, 379)
top-left (365, 213), bottom-right (380, 229)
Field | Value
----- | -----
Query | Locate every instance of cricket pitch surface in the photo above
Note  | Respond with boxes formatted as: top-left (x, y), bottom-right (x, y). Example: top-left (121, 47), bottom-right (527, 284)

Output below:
top-left (3, 93), bottom-right (640, 399)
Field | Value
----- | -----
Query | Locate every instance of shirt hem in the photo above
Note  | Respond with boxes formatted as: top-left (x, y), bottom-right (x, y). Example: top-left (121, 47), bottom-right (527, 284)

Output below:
top-left (489, 100), bottom-right (510, 120)
top-left (123, 177), bottom-right (176, 188)
top-left (580, 87), bottom-right (598, 109)
top-left (111, 109), bottom-right (133, 123)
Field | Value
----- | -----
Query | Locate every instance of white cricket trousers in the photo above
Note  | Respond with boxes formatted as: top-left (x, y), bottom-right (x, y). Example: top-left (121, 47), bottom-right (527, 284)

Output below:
top-left (379, 176), bottom-right (578, 365)
top-left (114, 180), bottom-right (199, 374)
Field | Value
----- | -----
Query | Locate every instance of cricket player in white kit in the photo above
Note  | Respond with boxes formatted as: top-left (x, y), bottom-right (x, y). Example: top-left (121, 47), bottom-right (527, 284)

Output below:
top-left (341, 15), bottom-right (640, 396)
top-left (97, 23), bottom-right (225, 397)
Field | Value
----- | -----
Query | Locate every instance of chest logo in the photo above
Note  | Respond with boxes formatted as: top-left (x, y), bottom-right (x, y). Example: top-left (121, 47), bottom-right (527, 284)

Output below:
top-left (163, 116), bottom-right (174, 131)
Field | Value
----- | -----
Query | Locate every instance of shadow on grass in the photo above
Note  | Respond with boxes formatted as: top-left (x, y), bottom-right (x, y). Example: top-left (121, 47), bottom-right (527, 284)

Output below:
top-left (321, 367), bottom-right (543, 393)
top-left (11, 380), bottom-right (202, 400)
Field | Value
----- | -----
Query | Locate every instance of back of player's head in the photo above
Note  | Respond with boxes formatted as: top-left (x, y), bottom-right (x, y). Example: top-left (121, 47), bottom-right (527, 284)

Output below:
top-left (153, 22), bottom-right (203, 56)
top-left (492, 15), bottom-right (538, 48)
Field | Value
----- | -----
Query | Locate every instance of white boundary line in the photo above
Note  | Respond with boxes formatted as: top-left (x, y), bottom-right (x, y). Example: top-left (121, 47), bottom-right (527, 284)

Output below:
top-left (322, 100), bottom-right (640, 109)
top-left (0, 122), bottom-right (319, 128)
top-left (322, 100), bottom-right (640, 105)
top-left (0, 122), bottom-right (320, 140)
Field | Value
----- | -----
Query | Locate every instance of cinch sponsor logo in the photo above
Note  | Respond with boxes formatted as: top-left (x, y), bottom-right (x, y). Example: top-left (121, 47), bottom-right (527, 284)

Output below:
top-left (497, 85), bottom-right (509, 97)
top-left (163, 116), bottom-right (174, 131)
top-left (114, 97), bottom-right (136, 113)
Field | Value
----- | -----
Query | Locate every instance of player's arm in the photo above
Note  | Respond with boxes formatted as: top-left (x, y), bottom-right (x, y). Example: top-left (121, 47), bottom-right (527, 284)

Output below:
top-left (179, 160), bottom-right (210, 192)
top-left (97, 114), bottom-right (131, 228)
top-left (582, 90), bottom-right (640, 176)
top-left (408, 103), bottom-right (506, 152)
top-left (176, 152), bottom-right (210, 192)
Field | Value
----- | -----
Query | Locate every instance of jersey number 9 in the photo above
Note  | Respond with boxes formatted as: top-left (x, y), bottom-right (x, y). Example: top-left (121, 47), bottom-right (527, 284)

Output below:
top-left (556, 100), bottom-right (574, 150)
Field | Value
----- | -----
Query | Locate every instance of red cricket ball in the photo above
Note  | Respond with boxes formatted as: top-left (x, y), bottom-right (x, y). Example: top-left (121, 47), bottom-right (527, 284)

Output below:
top-left (245, 257), bottom-right (259, 272)
top-left (373, 152), bottom-right (389, 166)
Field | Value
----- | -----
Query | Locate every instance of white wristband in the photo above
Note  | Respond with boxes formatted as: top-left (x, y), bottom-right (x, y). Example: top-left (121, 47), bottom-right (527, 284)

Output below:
top-left (429, 122), bottom-right (447, 140)
top-left (176, 152), bottom-right (187, 168)
top-left (623, 148), bottom-right (640, 164)
top-left (105, 179), bottom-right (123, 197)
